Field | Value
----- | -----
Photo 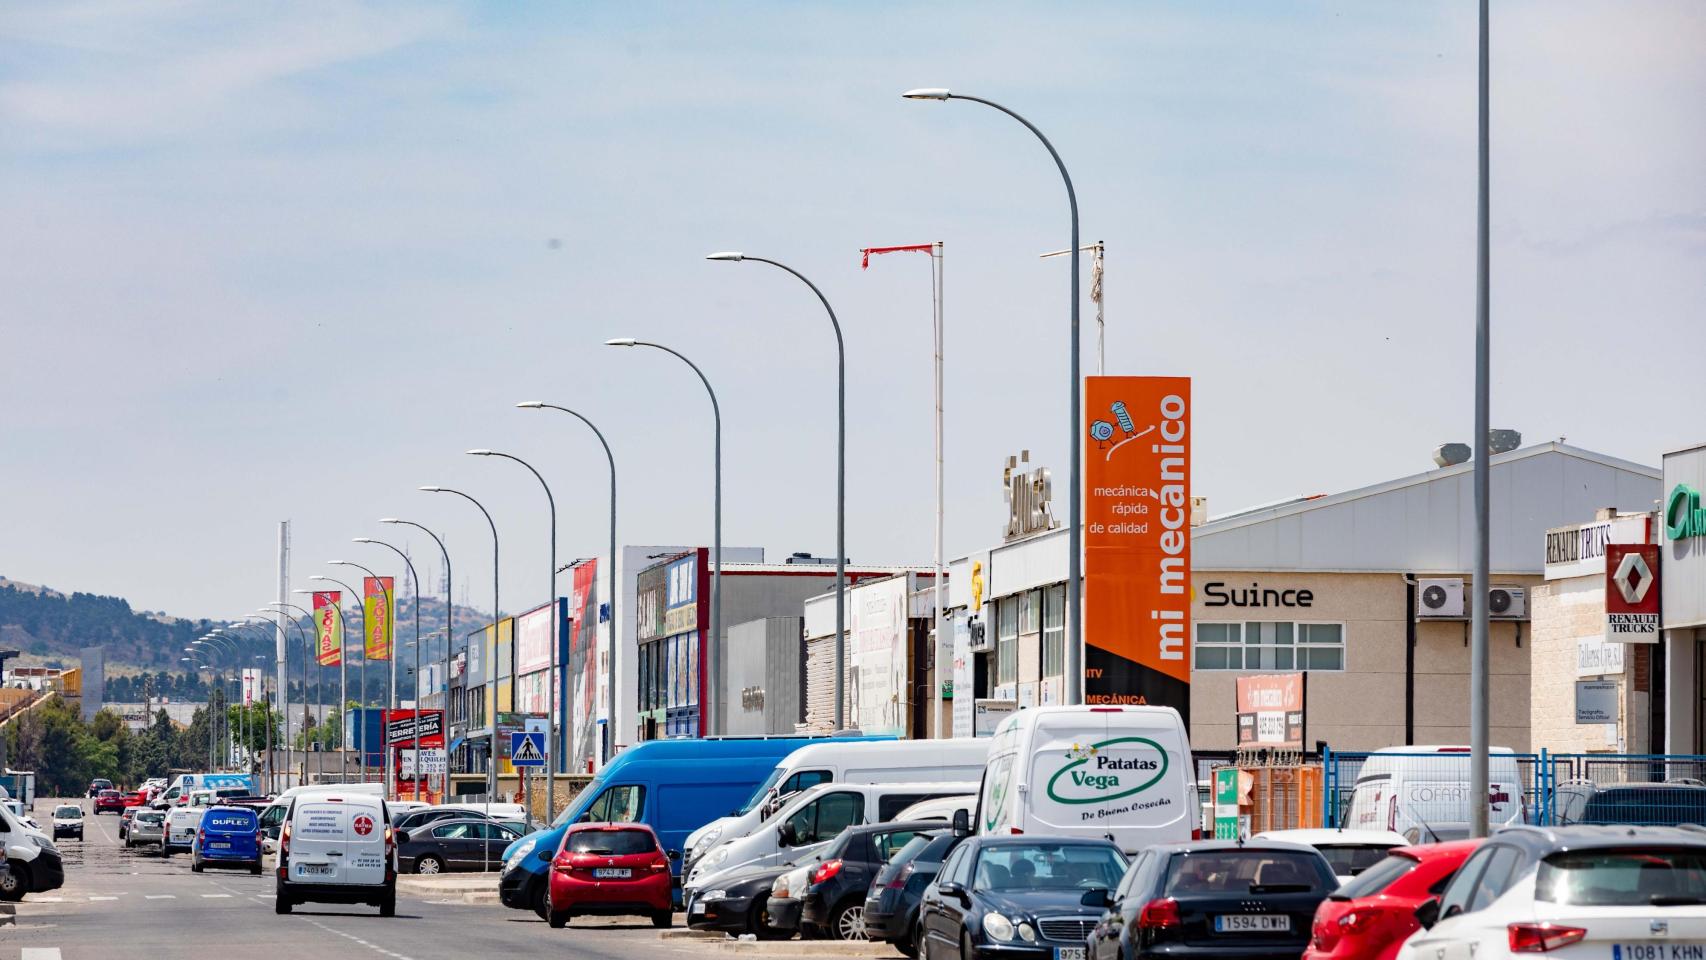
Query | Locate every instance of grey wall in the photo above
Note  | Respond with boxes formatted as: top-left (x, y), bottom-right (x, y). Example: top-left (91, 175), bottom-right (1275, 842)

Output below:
top-left (722, 616), bottom-right (803, 736)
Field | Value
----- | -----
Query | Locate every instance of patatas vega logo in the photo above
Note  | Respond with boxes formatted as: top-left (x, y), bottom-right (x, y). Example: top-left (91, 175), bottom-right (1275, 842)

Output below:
top-left (1045, 736), bottom-right (1168, 804)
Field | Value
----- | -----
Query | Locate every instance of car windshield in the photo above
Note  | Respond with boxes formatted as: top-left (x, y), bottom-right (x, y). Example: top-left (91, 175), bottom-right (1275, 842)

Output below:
top-left (1333, 852), bottom-right (1419, 899)
top-left (567, 829), bottom-right (655, 856)
top-left (1537, 849), bottom-right (1706, 906)
top-left (1164, 850), bottom-right (1330, 895)
top-left (55, 805), bottom-right (81, 818)
top-left (1317, 844), bottom-right (1397, 877)
top-left (1581, 789), bottom-right (1706, 826)
top-left (739, 766), bottom-right (789, 815)
top-left (887, 834), bottom-right (936, 869)
top-left (974, 843), bottom-right (1126, 892)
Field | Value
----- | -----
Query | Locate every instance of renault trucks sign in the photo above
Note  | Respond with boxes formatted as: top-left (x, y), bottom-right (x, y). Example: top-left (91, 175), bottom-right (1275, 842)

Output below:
top-left (1605, 543), bottom-right (1659, 643)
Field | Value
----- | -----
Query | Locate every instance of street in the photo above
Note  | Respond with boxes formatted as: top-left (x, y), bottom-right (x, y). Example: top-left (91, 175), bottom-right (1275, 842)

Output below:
top-left (5, 799), bottom-right (731, 960)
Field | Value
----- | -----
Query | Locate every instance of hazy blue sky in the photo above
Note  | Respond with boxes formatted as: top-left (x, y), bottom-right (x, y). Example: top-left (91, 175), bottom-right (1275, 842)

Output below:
top-left (3, 1), bottom-right (1702, 620)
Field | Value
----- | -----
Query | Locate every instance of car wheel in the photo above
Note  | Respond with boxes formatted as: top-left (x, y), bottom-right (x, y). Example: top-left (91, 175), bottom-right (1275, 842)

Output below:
top-left (530, 879), bottom-right (549, 921)
top-left (652, 909), bottom-right (673, 929)
top-left (548, 909), bottom-right (569, 929)
top-left (379, 891), bottom-right (396, 918)
top-left (415, 854), bottom-right (444, 875)
top-left (749, 900), bottom-right (791, 941)
top-left (962, 931), bottom-right (975, 960)
top-left (0, 864), bottom-right (28, 901)
top-left (275, 895), bottom-right (293, 915)
top-left (830, 901), bottom-right (869, 941)
top-left (896, 918), bottom-right (920, 958)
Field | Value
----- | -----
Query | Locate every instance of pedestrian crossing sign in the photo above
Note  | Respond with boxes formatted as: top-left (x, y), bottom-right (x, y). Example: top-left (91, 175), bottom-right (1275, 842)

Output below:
top-left (510, 731), bottom-right (545, 766)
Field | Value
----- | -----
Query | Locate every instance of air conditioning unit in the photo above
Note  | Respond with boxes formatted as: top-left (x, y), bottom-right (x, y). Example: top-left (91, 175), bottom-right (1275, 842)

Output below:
top-left (1417, 578), bottom-right (1466, 618)
top-left (966, 617), bottom-right (993, 653)
top-left (1488, 586), bottom-right (1528, 620)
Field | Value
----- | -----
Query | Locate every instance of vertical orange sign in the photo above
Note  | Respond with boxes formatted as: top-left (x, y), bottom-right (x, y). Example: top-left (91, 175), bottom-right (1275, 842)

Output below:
top-left (313, 591), bottom-right (342, 666)
top-left (364, 576), bottom-right (394, 662)
top-left (1084, 376), bottom-right (1191, 716)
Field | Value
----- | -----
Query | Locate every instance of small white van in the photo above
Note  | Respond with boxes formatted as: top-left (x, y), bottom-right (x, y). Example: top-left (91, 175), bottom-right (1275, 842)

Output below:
top-left (1344, 745), bottom-right (1525, 842)
top-left (682, 738), bottom-right (990, 869)
top-left (260, 783), bottom-right (386, 855)
top-left (976, 705), bottom-right (1196, 854)
top-left (684, 780), bottom-right (976, 895)
top-left (275, 790), bottom-right (400, 916)
top-left (0, 802), bottom-right (63, 900)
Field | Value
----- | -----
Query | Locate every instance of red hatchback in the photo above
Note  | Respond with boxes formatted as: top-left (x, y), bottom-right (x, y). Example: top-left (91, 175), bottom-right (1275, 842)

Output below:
top-left (547, 823), bottom-right (674, 930)
top-left (93, 790), bottom-right (127, 815)
top-left (1305, 839), bottom-right (1480, 960)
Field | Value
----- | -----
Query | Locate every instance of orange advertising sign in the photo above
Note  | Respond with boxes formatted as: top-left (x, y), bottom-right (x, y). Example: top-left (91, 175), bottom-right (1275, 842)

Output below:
top-left (313, 591), bottom-right (342, 666)
top-left (1084, 376), bottom-right (1191, 715)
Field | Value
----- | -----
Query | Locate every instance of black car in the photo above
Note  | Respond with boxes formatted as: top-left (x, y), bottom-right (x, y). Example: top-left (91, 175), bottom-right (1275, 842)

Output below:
top-left (686, 862), bottom-right (793, 938)
top-left (398, 817), bottom-right (523, 873)
top-left (1086, 840), bottom-right (1336, 960)
top-left (87, 778), bottom-right (113, 798)
top-left (918, 835), bottom-right (1128, 960)
top-left (800, 820), bottom-right (939, 941)
top-left (867, 830), bottom-right (968, 956)
top-left (394, 806), bottom-right (495, 835)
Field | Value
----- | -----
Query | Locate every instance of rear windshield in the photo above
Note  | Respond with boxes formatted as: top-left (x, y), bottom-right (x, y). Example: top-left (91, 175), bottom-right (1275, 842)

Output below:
top-left (1537, 849), bottom-right (1706, 906)
top-left (1165, 850), bottom-right (1331, 895)
top-left (136, 811), bottom-right (164, 824)
top-left (567, 829), bottom-right (655, 856)
top-left (1318, 844), bottom-right (1397, 878)
top-left (1581, 790), bottom-right (1706, 827)
top-left (1333, 852), bottom-right (1419, 899)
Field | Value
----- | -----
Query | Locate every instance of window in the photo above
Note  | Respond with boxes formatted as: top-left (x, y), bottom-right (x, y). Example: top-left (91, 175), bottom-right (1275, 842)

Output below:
top-left (582, 784), bottom-right (646, 824)
top-left (976, 843), bottom-right (1127, 892)
top-left (687, 634), bottom-right (698, 707)
top-left (1465, 845), bottom-right (1523, 913)
top-left (1437, 846), bottom-right (1495, 919)
top-left (568, 829), bottom-right (657, 856)
top-left (1042, 584), bottom-right (1066, 678)
top-left (781, 770), bottom-right (832, 796)
top-left (940, 845), bottom-right (971, 886)
top-left (784, 792), bottom-right (864, 846)
top-left (433, 822), bottom-right (473, 839)
top-left (878, 794), bottom-right (933, 820)
top-left (870, 829), bottom-right (925, 861)
top-left (997, 598), bottom-right (1019, 685)
top-left (1163, 850), bottom-right (1330, 895)
top-left (1537, 848), bottom-right (1706, 906)
top-left (1193, 621), bottom-right (1345, 671)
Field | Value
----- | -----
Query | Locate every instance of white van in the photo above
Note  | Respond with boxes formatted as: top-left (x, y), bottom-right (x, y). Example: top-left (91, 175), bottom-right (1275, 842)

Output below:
top-left (260, 783), bottom-right (386, 855)
top-left (892, 794), bottom-right (976, 822)
top-left (683, 738), bottom-right (991, 869)
top-left (685, 780), bottom-right (976, 896)
top-left (0, 802), bottom-right (63, 900)
top-left (275, 790), bottom-right (400, 916)
top-left (976, 705), bottom-right (1197, 854)
top-left (1344, 745), bottom-right (1525, 842)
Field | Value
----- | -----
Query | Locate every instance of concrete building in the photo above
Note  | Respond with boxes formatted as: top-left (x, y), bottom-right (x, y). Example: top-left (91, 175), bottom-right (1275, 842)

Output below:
top-left (721, 617), bottom-right (805, 736)
top-left (1661, 442), bottom-right (1706, 753)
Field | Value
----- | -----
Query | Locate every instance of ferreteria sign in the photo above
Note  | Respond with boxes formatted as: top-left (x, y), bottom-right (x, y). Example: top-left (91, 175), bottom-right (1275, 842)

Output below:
top-left (1667, 484), bottom-right (1706, 542)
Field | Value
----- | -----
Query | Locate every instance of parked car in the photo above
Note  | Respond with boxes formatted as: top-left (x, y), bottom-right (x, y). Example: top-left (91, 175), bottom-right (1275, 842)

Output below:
top-left (0, 800), bottom-right (64, 901)
top-left (398, 817), bottom-right (521, 874)
top-left (765, 859), bottom-right (821, 939)
top-left (50, 804), bottom-right (84, 841)
top-left (918, 836), bottom-right (1128, 960)
top-left (546, 822), bottom-right (674, 929)
top-left (393, 806), bottom-right (494, 835)
top-left (892, 796), bottom-right (977, 824)
top-left (122, 789), bottom-right (149, 810)
top-left (191, 805), bottom-right (262, 874)
top-left (87, 778), bottom-right (114, 798)
top-left (1344, 746), bottom-right (1524, 843)
top-left (867, 830), bottom-right (969, 957)
top-left (1304, 839), bottom-right (1479, 960)
top-left (800, 820), bottom-right (940, 941)
top-left (119, 806), bottom-right (137, 840)
top-left (1086, 839), bottom-right (1338, 960)
top-left (1400, 825), bottom-right (1706, 960)
top-left (1564, 782), bottom-right (1706, 826)
top-left (275, 791), bottom-right (404, 916)
top-left (688, 861), bottom-right (794, 938)
top-left (386, 801), bottom-right (432, 823)
top-left (93, 790), bottom-right (127, 815)
top-left (164, 803), bottom-right (203, 855)
top-left (127, 809), bottom-right (167, 851)
top-left (1251, 829), bottom-right (1410, 884)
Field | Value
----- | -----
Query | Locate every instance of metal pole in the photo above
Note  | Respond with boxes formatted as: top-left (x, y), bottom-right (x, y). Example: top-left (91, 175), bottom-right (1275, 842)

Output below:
top-left (933, 243), bottom-right (945, 735)
top-left (424, 488), bottom-right (499, 805)
top-left (356, 541), bottom-right (421, 801)
top-left (334, 560), bottom-right (386, 791)
top-left (315, 577), bottom-right (364, 785)
top-left (1470, 0), bottom-right (1492, 840)
top-left (386, 519), bottom-right (452, 800)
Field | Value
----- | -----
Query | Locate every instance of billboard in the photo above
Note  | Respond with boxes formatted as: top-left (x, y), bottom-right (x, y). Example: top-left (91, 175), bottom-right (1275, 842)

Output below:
top-left (384, 708), bottom-right (445, 746)
top-left (849, 574), bottom-right (910, 737)
top-left (1083, 376), bottom-right (1192, 716)
top-left (241, 668), bottom-right (262, 706)
top-left (1605, 543), bottom-right (1660, 643)
top-left (568, 561), bottom-right (600, 769)
top-left (363, 576), bottom-right (394, 662)
top-left (314, 591), bottom-right (342, 666)
top-left (516, 603), bottom-right (555, 676)
top-left (1234, 673), bottom-right (1306, 750)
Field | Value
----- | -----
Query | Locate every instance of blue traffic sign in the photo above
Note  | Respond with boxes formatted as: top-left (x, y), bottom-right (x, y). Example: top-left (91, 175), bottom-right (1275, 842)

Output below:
top-left (509, 731), bottom-right (545, 766)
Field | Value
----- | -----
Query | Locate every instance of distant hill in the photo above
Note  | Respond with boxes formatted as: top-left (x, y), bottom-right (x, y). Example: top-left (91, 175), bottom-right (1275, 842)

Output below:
top-left (0, 577), bottom-right (493, 671)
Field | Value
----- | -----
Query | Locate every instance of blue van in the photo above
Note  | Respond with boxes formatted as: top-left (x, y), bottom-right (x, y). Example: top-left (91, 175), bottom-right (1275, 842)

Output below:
top-left (191, 805), bottom-right (261, 874)
top-left (498, 735), bottom-right (887, 916)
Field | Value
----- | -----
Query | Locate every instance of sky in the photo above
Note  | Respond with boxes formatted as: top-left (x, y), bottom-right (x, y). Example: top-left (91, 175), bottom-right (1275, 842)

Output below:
top-left (2, 1), bottom-right (1702, 621)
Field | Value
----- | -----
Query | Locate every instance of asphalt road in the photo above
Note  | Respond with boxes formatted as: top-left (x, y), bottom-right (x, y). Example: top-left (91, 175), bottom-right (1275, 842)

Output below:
top-left (5, 798), bottom-right (714, 960)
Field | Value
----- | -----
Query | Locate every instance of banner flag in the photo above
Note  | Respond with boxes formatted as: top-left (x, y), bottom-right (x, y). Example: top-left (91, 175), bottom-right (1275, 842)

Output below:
top-left (860, 242), bottom-right (934, 269)
top-left (313, 591), bottom-right (342, 666)
top-left (364, 576), bottom-right (394, 661)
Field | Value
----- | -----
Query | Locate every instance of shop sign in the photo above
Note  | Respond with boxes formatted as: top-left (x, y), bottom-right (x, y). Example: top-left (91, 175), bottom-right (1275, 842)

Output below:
top-left (1545, 515), bottom-right (1648, 580)
top-left (1575, 680), bottom-right (1618, 724)
top-left (1576, 637), bottom-right (1626, 677)
top-left (1084, 376), bottom-right (1191, 715)
top-left (1043, 736), bottom-right (1169, 806)
top-left (384, 709), bottom-right (445, 746)
top-left (1605, 543), bottom-right (1660, 643)
top-left (952, 614), bottom-right (974, 738)
top-left (1002, 452), bottom-right (1058, 541)
top-left (1234, 673), bottom-right (1305, 750)
top-left (1669, 484), bottom-right (1706, 542)
top-left (973, 699), bottom-right (1015, 738)
top-left (664, 603), bottom-right (697, 636)
top-left (1204, 581), bottom-right (1313, 609)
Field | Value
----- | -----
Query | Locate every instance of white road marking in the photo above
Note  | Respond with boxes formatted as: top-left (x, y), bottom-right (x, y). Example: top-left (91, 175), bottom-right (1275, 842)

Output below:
top-left (88, 896), bottom-right (118, 901)
top-left (146, 894), bottom-right (176, 900)
top-left (305, 918), bottom-right (419, 960)
top-left (33, 897), bottom-right (64, 903)
top-left (22, 949), bottom-right (63, 960)
top-left (201, 893), bottom-right (232, 898)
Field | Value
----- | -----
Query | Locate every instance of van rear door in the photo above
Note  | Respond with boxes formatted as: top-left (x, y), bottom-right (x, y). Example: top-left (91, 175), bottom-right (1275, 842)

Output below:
top-left (340, 800), bottom-right (389, 885)
top-left (1023, 709), bottom-right (1192, 848)
top-left (290, 800), bottom-right (351, 883)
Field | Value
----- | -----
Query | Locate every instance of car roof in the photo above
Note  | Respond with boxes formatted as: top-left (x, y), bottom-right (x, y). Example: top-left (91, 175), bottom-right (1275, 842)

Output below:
top-left (1490, 825), bottom-right (1706, 854)
top-left (1589, 782), bottom-right (1706, 792)
top-left (1393, 838), bottom-right (1483, 859)
top-left (961, 835), bottom-right (1125, 850)
top-left (840, 820), bottom-right (945, 838)
top-left (1145, 839), bottom-right (1328, 855)
top-left (566, 821), bottom-right (657, 834)
top-left (1252, 828), bottom-right (1408, 846)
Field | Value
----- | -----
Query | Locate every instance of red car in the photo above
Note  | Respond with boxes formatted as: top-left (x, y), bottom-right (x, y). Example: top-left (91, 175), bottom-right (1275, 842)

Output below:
top-left (93, 790), bottom-right (128, 815)
top-left (546, 823), bottom-right (674, 930)
top-left (122, 790), bottom-right (148, 809)
top-left (1305, 839), bottom-right (1480, 960)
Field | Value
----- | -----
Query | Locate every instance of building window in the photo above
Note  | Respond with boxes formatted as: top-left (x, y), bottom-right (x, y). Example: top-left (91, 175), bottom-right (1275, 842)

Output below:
top-left (996, 597), bottom-right (1018, 686)
top-left (1042, 584), bottom-right (1065, 678)
top-left (1193, 621), bottom-right (1345, 671)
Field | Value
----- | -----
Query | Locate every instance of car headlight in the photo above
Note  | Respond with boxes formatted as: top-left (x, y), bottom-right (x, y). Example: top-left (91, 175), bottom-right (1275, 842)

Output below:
top-left (983, 913), bottom-right (1015, 942)
top-left (702, 889), bottom-right (728, 902)
top-left (697, 826), bottom-right (723, 853)
top-left (1017, 922), bottom-right (1037, 943)
top-left (706, 847), bottom-right (729, 869)
top-left (505, 838), bottom-right (539, 873)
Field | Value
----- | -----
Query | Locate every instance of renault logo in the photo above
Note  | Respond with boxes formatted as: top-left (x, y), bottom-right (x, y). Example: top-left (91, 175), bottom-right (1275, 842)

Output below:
top-left (1613, 550), bottom-right (1654, 605)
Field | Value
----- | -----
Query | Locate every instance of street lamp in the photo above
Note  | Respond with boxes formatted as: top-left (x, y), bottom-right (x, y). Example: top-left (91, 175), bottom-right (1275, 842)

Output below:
top-left (707, 252), bottom-right (848, 728)
top-left (604, 337), bottom-right (722, 735)
top-left (467, 448), bottom-right (560, 819)
top-left (308, 575), bottom-right (362, 781)
top-left (268, 602), bottom-right (324, 784)
top-left (903, 86), bottom-right (1086, 704)
top-left (421, 485), bottom-right (500, 801)
top-left (381, 517), bottom-right (454, 800)
top-left (518, 401), bottom-right (618, 768)
top-left (354, 537), bottom-right (424, 802)
top-left (331, 557), bottom-right (395, 797)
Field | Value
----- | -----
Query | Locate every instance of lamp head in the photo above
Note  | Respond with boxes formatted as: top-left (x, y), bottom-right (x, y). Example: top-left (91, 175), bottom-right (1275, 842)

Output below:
top-left (379, 517), bottom-right (401, 524)
top-left (902, 87), bottom-right (952, 100)
top-left (308, 575), bottom-right (333, 583)
top-left (705, 251), bottom-right (744, 262)
top-left (516, 401), bottom-right (544, 409)
top-left (352, 537), bottom-right (375, 544)
top-left (603, 337), bottom-right (638, 347)
top-left (419, 486), bottom-right (443, 493)
top-left (466, 449), bottom-right (492, 456)
top-left (291, 588), bottom-right (314, 596)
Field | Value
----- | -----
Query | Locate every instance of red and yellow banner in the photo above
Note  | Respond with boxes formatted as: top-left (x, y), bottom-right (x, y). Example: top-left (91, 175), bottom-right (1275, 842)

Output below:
top-left (1084, 376), bottom-right (1192, 716)
top-left (363, 576), bottom-right (394, 662)
top-left (313, 591), bottom-right (342, 666)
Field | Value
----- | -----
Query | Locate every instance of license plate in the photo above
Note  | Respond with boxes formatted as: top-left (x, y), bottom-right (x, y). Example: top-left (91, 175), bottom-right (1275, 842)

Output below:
top-left (298, 862), bottom-right (334, 876)
top-left (1057, 948), bottom-right (1088, 960)
top-left (689, 902), bottom-right (704, 916)
top-left (1617, 946), bottom-right (1706, 960)
top-left (211, 842), bottom-right (230, 849)
top-left (1216, 914), bottom-right (1291, 933)
top-left (593, 867), bottom-right (632, 879)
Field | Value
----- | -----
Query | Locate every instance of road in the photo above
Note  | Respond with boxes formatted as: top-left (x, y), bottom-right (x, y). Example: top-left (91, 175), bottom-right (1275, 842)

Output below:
top-left (5, 798), bottom-right (720, 960)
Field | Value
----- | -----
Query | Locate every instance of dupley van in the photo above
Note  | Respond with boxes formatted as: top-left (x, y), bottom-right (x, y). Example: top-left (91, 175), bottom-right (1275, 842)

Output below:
top-left (976, 705), bottom-right (1196, 853)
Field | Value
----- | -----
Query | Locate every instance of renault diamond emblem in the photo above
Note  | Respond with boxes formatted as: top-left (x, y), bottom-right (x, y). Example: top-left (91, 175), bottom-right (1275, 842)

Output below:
top-left (1613, 550), bottom-right (1655, 605)
top-left (1652, 919), bottom-right (1669, 937)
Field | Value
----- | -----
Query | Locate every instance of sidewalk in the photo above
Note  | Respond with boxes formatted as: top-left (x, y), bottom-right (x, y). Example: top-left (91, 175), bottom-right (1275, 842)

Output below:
top-left (397, 874), bottom-right (501, 905)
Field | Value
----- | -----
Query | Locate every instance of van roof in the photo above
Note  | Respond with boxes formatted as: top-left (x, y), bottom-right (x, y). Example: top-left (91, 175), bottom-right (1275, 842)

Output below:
top-left (595, 734), bottom-right (891, 776)
top-left (1368, 745), bottom-right (1517, 755)
top-left (774, 738), bottom-right (989, 763)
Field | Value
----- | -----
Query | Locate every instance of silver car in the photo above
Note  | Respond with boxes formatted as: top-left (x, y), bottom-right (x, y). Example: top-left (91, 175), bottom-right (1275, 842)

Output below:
top-left (127, 809), bottom-right (166, 850)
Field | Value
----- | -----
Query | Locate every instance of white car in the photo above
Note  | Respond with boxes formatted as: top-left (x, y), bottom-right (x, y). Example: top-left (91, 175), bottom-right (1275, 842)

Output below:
top-left (1250, 827), bottom-right (1408, 884)
top-left (1398, 825), bottom-right (1706, 960)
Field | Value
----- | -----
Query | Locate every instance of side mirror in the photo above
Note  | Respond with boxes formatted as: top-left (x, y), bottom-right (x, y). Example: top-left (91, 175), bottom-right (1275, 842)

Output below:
top-left (668, 849), bottom-right (682, 861)
top-left (937, 881), bottom-right (969, 902)
top-left (394, 830), bottom-right (410, 845)
top-left (1414, 898), bottom-right (1441, 930)
top-left (1080, 887), bottom-right (1113, 909)
top-left (778, 822), bottom-right (799, 847)
top-left (951, 809), bottom-right (970, 838)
